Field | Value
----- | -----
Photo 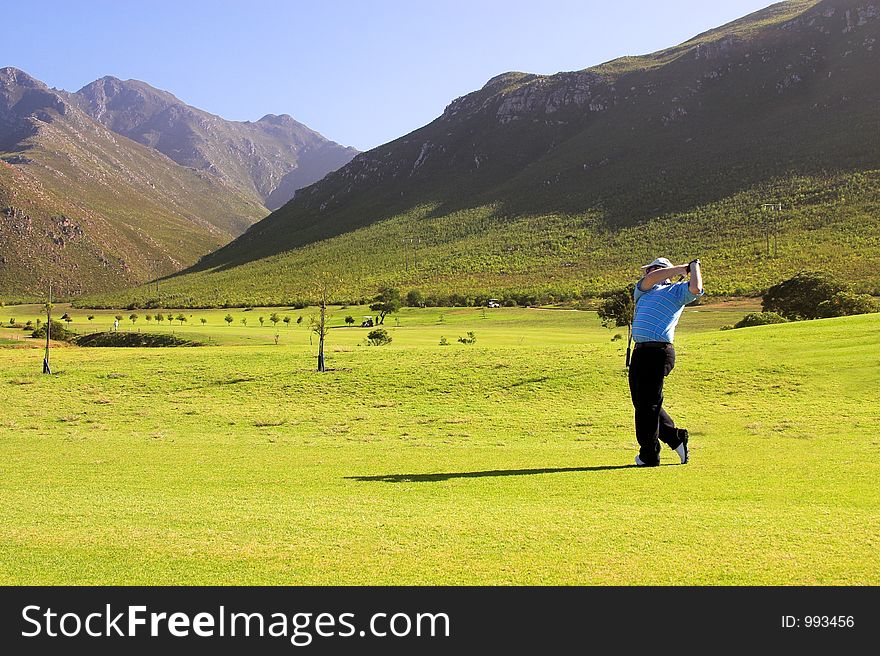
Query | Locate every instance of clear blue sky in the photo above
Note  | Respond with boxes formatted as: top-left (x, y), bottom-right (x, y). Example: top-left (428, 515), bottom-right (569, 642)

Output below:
top-left (6, 0), bottom-right (774, 150)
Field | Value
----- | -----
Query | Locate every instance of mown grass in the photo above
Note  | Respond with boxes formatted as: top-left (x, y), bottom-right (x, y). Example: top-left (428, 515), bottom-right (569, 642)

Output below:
top-left (0, 306), bottom-right (877, 585)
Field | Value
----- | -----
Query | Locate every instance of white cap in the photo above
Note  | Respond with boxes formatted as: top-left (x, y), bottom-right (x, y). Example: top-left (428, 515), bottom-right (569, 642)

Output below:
top-left (640, 257), bottom-right (673, 269)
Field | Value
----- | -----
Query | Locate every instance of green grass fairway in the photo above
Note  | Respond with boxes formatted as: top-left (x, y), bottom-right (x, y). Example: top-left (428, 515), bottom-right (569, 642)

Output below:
top-left (1, 305), bottom-right (877, 584)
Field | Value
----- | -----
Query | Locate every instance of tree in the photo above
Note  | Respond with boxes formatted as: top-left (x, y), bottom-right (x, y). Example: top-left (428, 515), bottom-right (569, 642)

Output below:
top-left (597, 286), bottom-right (635, 329)
top-left (129, 313), bottom-right (138, 324)
top-left (270, 312), bottom-right (281, 327)
top-left (366, 328), bottom-right (392, 346)
top-left (283, 315), bottom-right (291, 328)
top-left (259, 316), bottom-right (265, 327)
top-left (370, 286), bottom-right (402, 324)
top-left (224, 314), bottom-right (233, 326)
top-left (762, 272), bottom-right (845, 320)
top-left (597, 286), bottom-right (635, 368)
top-left (345, 315), bottom-right (355, 326)
top-left (296, 316), bottom-right (303, 325)
top-left (145, 315), bottom-right (152, 322)
top-left (156, 313), bottom-right (165, 324)
top-left (406, 289), bottom-right (424, 307)
top-left (311, 288), bottom-right (331, 372)
top-left (241, 318), bottom-right (248, 326)
top-left (200, 317), bottom-right (207, 325)
top-left (87, 315), bottom-right (95, 321)
top-left (458, 331), bottom-right (477, 344)
top-left (114, 314), bottom-right (123, 322)
top-left (176, 313), bottom-right (186, 325)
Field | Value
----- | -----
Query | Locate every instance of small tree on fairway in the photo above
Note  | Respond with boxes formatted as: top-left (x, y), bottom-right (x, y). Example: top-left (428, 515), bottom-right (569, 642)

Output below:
top-left (370, 286), bottom-right (402, 325)
top-left (283, 315), bottom-right (291, 328)
top-left (270, 313), bottom-right (281, 328)
top-left (114, 314), bottom-right (123, 323)
top-left (296, 316), bottom-right (303, 325)
top-left (156, 313), bottom-right (165, 324)
top-left (458, 331), bottom-right (477, 345)
top-left (345, 315), bottom-right (355, 326)
top-left (145, 314), bottom-right (152, 323)
top-left (87, 315), bottom-right (95, 321)
top-left (241, 318), bottom-right (247, 327)
top-left (176, 313), bottom-right (186, 325)
top-left (224, 314), bottom-right (233, 326)
top-left (311, 291), bottom-right (330, 372)
top-left (597, 285), bottom-right (635, 367)
top-left (129, 313), bottom-right (138, 324)
top-left (259, 316), bottom-right (265, 327)
top-left (200, 317), bottom-right (207, 325)
top-left (366, 328), bottom-right (392, 346)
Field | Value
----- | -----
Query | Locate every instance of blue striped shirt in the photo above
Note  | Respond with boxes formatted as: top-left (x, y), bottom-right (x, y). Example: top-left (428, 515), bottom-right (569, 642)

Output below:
top-left (632, 280), bottom-right (703, 343)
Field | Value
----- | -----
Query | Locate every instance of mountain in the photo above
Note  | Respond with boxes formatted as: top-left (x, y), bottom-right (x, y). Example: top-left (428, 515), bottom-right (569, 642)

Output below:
top-left (0, 67), bottom-right (267, 297)
top-left (84, 0), bottom-right (880, 307)
top-left (69, 77), bottom-right (358, 210)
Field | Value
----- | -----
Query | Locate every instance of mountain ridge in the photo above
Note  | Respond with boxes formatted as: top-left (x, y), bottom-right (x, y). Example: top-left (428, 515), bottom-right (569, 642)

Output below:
top-left (69, 76), bottom-right (358, 210)
top-left (89, 0), bottom-right (880, 307)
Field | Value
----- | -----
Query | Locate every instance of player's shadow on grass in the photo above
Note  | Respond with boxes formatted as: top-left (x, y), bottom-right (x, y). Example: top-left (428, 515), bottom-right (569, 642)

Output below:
top-left (346, 463), bottom-right (676, 483)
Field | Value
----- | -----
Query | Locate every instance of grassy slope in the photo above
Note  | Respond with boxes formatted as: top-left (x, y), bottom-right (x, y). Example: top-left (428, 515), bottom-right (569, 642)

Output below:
top-left (0, 306), bottom-right (876, 584)
top-left (81, 169), bottom-right (880, 307)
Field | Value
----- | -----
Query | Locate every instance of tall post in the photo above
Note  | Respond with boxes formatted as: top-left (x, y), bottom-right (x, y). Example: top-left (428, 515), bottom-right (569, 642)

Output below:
top-left (43, 283), bottom-right (52, 374)
top-left (317, 297), bottom-right (326, 372)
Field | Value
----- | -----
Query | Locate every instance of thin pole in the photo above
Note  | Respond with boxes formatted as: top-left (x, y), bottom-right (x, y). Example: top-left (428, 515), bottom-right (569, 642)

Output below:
top-left (43, 283), bottom-right (52, 374)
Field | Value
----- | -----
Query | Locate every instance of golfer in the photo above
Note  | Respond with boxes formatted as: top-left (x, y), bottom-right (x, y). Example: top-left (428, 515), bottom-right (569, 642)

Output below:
top-left (629, 256), bottom-right (703, 466)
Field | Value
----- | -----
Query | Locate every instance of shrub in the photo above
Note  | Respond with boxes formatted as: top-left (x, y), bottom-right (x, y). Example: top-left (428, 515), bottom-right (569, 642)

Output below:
top-left (345, 315), bottom-right (355, 325)
top-left (816, 291), bottom-right (879, 318)
top-left (733, 312), bottom-right (789, 329)
top-left (31, 321), bottom-right (77, 342)
top-left (366, 328), bottom-right (392, 346)
top-left (406, 289), bottom-right (424, 307)
top-left (224, 314), bottom-right (233, 325)
top-left (439, 336), bottom-right (449, 346)
top-left (762, 272), bottom-right (845, 320)
top-left (458, 331), bottom-right (477, 345)
top-left (597, 286), bottom-right (635, 328)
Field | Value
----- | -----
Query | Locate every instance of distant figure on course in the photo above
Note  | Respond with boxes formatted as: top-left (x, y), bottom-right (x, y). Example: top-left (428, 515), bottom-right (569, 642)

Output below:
top-left (629, 256), bottom-right (703, 467)
top-left (113, 318), bottom-right (119, 332)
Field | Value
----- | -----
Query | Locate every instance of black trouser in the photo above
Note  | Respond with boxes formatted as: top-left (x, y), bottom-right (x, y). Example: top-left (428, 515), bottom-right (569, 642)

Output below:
top-left (628, 342), bottom-right (683, 465)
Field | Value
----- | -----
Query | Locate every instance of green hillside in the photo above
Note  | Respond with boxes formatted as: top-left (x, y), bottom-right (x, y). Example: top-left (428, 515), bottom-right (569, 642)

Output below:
top-left (83, 0), bottom-right (880, 307)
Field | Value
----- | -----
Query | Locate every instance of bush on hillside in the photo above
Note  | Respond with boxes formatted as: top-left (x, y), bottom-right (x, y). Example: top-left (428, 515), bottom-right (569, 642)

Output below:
top-left (732, 312), bottom-right (789, 329)
top-left (762, 272), bottom-right (845, 320)
top-left (816, 291), bottom-right (879, 318)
